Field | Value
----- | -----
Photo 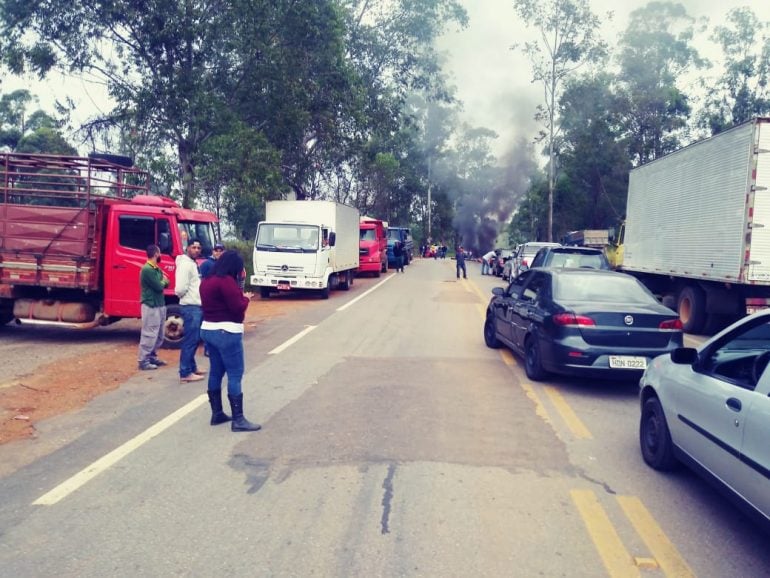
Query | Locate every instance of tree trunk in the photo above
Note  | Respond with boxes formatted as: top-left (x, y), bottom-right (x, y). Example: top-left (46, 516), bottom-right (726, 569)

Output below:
top-left (179, 139), bottom-right (195, 209)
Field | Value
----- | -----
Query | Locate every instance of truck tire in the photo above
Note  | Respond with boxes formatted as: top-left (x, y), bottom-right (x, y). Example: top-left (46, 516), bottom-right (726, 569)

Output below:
top-left (162, 304), bottom-right (184, 349)
top-left (260, 287), bottom-right (271, 299)
top-left (677, 286), bottom-right (707, 334)
top-left (340, 271), bottom-right (351, 290)
top-left (320, 286), bottom-right (330, 299)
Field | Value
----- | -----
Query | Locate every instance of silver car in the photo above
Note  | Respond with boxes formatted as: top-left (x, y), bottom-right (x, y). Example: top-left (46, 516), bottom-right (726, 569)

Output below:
top-left (639, 309), bottom-right (770, 529)
top-left (512, 242), bottom-right (560, 278)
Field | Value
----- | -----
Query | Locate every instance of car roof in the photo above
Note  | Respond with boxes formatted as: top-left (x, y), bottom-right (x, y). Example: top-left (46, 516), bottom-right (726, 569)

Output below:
top-left (523, 242), bottom-right (560, 247)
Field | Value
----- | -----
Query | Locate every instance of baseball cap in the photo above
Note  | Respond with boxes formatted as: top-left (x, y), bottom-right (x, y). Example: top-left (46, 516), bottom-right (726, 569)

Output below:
top-left (214, 243), bottom-right (225, 250)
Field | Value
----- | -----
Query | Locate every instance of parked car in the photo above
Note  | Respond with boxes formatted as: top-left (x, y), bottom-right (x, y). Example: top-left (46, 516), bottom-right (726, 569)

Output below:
top-left (529, 246), bottom-right (611, 270)
top-left (639, 310), bottom-right (770, 530)
top-left (483, 269), bottom-right (683, 381)
top-left (512, 242), bottom-right (561, 278)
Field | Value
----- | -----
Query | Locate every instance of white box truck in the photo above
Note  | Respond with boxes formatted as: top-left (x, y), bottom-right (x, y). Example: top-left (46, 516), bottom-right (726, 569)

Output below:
top-left (618, 117), bottom-right (770, 333)
top-left (251, 200), bottom-right (360, 299)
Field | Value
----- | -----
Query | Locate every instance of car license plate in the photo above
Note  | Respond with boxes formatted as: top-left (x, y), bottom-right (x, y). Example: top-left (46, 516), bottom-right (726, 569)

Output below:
top-left (609, 356), bottom-right (647, 369)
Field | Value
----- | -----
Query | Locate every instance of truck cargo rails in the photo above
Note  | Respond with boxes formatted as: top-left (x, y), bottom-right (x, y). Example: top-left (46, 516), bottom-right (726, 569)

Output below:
top-left (618, 117), bottom-right (770, 334)
top-left (0, 152), bottom-right (220, 347)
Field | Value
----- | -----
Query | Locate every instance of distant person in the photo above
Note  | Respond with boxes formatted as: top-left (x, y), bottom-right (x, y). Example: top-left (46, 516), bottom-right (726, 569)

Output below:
top-left (138, 244), bottom-right (169, 370)
top-left (200, 242), bottom-right (225, 279)
top-left (481, 250), bottom-right (496, 275)
top-left (393, 241), bottom-right (405, 272)
top-left (175, 238), bottom-right (205, 383)
top-left (456, 246), bottom-right (467, 279)
top-left (200, 250), bottom-right (261, 432)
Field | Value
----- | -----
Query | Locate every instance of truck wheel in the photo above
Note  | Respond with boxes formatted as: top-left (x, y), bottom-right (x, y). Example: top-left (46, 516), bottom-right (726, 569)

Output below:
top-left (0, 311), bottom-right (14, 326)
top-left (375, 268), bottom-right (381, 278)
top-left (381, 260), bottom-right (387, 273)
top-left (162, 304), bottom-right (184, 349)
top-left (260, 287), bottom-right (271, 299)
top-left (677, 286), bottom-right (707, 334)
top-left (320, 286), bottom-right (330, 299)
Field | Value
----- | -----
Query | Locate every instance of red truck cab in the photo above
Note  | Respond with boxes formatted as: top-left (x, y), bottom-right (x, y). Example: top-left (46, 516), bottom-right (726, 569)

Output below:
top-left (0, 152), bottom-right (218, 347)
top-left (358, 217), bottom-right (388, 277)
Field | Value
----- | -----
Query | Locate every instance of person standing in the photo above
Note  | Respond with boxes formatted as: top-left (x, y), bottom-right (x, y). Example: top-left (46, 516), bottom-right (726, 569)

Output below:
top-left (175, 239), bottom-right (205, 383)
top-left (200, 242), bottom-right (225, 279)
top-left (393, 241), bottom-right (405, 272)
top-left (200, 250), bottom-right (261, 432)
top-left (138, 245), bottom-right (169, 370)
top-left (456, 245), bottom-right (467, 279)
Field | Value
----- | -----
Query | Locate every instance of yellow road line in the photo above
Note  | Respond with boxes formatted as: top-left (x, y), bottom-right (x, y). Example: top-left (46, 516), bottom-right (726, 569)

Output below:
top-left (543, 386), bottom-right (593, 439)
top-left (617, 496), bottom-right (695, 578)
top-left (571, 489), bottom-right (641, 578)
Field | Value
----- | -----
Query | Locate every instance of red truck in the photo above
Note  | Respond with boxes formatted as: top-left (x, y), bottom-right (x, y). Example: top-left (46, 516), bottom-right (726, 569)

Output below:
top-left (0, 152), bottom-right (219, 347)
top-left (358, 217), bottom-right (388, 277)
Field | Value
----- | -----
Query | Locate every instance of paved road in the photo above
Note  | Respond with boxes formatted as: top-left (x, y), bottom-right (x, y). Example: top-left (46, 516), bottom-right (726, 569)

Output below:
top-left (0, 258), bottom-right (767, 577)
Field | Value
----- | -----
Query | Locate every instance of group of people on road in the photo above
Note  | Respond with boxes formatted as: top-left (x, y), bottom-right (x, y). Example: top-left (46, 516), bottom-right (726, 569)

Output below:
top-left (137, 240), bottom-right (260, 433)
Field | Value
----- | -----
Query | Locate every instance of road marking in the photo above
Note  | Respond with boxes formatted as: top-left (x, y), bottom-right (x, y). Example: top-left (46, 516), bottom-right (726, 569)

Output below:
top-left (268, 325), bottom-right (317, 355)
top-left (617, 496), bottom-right (695, 578)
top-left (543, 386), bottom-right (593, 439)
top-left (571, 489), bottom-right (641, 578)
top-left (33, 394), bottom-right (208, 506)
top-left (336, 274), bottom-right (394, 312)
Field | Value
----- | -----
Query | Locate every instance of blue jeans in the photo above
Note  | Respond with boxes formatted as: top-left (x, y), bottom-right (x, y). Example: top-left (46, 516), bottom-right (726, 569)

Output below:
top-left (179, 305), bottom-right (202, 377)
top-left (201, 329), bottom-right (245, 395)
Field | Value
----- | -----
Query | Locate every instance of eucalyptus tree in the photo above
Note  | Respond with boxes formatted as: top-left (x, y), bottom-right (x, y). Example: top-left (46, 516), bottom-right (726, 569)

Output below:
top-left (699, 7), bottom-right (770, 134)
top-left (616, 1), bottom-right (705, 165)
top-left (512, 0), bottom-right (607, 242)
top-left (557, 73), bottom-right (630, 232)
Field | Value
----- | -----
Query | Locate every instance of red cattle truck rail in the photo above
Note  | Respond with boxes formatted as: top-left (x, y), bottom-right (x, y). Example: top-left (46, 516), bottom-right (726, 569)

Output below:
top-left (0, 152), bottom-right (219, 347)
top-left (358, 216), bottom-right (388, 277)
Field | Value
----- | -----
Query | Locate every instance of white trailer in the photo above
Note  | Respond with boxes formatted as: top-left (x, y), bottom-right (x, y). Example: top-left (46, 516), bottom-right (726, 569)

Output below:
top-left (250, 201), bottom-right (360, 299)
top-left (621, 117), bottom-right (770, 333)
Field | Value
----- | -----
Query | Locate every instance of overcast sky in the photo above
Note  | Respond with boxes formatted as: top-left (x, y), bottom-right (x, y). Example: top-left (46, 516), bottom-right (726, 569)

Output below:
top-left (436, 0), bottom-right (770, 158)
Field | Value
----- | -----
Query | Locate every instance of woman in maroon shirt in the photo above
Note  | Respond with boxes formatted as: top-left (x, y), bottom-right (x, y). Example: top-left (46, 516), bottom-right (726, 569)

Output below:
top-left (200, 250), bottom-right (260, 432)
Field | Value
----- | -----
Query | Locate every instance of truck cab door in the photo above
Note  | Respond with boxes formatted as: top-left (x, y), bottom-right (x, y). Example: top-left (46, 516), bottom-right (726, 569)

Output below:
top-left (104, 213), bottom-right (174, 317)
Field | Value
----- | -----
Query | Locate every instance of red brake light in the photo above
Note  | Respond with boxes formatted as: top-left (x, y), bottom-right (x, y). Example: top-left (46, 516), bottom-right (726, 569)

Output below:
top-left (659, 318), bottom-right (683, 330)
top-left (552, 313), bottom-right (596, 326)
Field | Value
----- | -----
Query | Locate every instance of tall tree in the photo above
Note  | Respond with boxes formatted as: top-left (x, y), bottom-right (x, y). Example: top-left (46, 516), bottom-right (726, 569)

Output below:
top-left (513, 0), bottom-right (607, 241)
top-left (699, 7), bottom-right (770, 134)
top-left (617, 1), bottom-right (704, 165)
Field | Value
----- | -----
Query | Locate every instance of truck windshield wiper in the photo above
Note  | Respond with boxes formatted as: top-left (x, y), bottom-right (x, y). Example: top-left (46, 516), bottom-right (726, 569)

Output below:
top-left (256, 243), bottom-right (277, 251)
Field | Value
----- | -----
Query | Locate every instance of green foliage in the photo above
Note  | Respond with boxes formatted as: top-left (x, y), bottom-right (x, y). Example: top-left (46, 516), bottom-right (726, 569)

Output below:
top-left (699, 7), bottom-right (770, 134)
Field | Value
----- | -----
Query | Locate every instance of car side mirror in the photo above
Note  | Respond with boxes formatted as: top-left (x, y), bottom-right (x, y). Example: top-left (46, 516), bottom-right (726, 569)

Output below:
top-left (670, 347), bottom-right (698, 365)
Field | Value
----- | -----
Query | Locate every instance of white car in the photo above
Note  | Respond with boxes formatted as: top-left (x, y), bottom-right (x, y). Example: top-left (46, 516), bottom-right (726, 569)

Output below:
top-left (639, 310), bottom-right (770, 530)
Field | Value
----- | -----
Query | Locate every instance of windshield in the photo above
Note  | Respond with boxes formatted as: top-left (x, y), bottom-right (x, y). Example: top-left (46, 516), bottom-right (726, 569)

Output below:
top-left (178, 222), bottom-right (217, 257)
top-left (360, 228), bottom-right (376, 241)
top-left (553, 273), bottom-right (654, 304)
top-left (387, 229), bottom-right (405, 240)
top-left (256, 223), bottom-right (320, 252)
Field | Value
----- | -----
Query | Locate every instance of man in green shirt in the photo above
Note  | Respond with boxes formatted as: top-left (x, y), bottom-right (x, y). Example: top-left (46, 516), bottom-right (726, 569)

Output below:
top-left (138, 244), bottom-right (170, 370)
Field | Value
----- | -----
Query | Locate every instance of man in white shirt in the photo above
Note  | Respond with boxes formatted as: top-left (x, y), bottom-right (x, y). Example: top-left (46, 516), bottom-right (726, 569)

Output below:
top-left (482, 250), bottom-right (496, 275)
top-left (175, 239), bottom-right (205, 382)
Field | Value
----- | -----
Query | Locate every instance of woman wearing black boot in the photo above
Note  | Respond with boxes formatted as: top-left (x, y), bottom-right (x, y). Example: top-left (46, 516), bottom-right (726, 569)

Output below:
top-left (199, 250), bottom-right (261, 432)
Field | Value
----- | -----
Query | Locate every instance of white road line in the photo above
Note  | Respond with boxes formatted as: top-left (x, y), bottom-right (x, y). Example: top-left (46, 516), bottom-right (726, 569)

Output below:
top-left (336, 274), bottom-right (395, 312)
top-left (33, 394), bottom-right (208, 506)
top-left (268, 325), bottom-right (317, 355)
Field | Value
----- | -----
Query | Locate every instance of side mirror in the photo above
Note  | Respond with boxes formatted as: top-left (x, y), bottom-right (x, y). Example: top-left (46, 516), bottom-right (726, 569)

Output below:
top-left (329, 232), bottom-right (336, 247)
top-left (670, 347), bottom-right (698, 365)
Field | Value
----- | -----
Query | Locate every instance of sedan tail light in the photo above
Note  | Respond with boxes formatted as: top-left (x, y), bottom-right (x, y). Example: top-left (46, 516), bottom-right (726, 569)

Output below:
top-left (552, 313), bottom-right (596, 326)
top-left (659, 318), bottom-right (683, 331)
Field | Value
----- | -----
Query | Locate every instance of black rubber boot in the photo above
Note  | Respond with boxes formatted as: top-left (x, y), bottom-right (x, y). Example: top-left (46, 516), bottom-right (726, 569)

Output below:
top-left (207, 390), bottom-right (231, 426)
top-left (228, 393), bottom-right (261, 432)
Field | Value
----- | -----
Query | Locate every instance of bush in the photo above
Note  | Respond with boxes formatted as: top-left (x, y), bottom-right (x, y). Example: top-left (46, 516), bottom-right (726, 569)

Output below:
top-left (221, 238), bottom-right (254, 288)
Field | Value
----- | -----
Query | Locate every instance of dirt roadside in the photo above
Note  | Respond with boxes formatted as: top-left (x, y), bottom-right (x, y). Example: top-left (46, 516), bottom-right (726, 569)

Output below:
top-left (0, 297), bottom-right (312, 446)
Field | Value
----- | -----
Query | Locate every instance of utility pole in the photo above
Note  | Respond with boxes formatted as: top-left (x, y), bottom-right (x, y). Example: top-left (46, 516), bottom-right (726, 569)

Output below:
top-left (427, 155), bottom-right (432, 242)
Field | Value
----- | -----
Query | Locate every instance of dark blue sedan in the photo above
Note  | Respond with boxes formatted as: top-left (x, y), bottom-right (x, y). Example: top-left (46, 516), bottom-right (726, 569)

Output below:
top-left (484, 269), bottom-right (684, 380)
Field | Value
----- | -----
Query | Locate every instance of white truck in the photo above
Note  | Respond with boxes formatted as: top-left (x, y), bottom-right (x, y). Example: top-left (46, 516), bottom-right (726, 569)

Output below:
top-left (251, 200), bottom-right (360, 299)
top-left (619, 117), bottom-right (770, 334)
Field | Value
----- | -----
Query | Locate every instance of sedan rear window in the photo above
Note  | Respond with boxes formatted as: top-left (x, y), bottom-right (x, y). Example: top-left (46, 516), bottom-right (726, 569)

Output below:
top-left (553, 273), bottom-right (654, 304)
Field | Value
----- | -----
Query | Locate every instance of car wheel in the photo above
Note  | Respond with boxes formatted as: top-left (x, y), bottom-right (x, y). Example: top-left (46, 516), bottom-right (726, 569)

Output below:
top-left (640, 397), bottom-right (678, 470)
top-left (524, 336), bottom-right (547, 381)
top-left (484, 316), bottom-right (501, 349)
